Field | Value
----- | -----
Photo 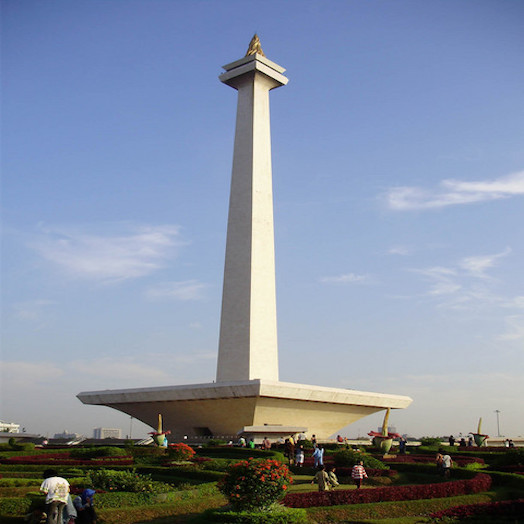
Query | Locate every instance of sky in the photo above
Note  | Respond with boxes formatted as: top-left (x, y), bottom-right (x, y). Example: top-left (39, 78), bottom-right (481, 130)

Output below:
top-left (1, 0), bottom-right (523, 440)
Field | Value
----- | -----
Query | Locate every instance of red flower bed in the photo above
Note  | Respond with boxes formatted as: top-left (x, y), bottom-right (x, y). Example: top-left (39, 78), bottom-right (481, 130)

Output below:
top-left (0, 453), bottom-right (134, 466)
top-left (430, 498), bottom-right (524, 519)
top-left (283, 473), bottom-right (491, 508)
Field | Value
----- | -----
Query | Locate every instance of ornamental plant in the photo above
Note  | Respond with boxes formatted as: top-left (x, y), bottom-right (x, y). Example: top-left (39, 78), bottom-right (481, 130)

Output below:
top-left (167, 442), bottom-right (195, 461)
top-left (86, 468), bottom-right (172, 493)
top-left (219, 458), bottom-right (293, 511)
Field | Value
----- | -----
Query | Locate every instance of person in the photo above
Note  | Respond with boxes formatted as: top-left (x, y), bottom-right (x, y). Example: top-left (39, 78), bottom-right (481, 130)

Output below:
top-left (441, 453), bottom-right (453, 478)
top-left (312, 445), bottom-right (324, 468)
top-left (351, 461), bottom-right (367, 489)
top-left (448, 435), bottom-right (455, 446)
top-left (238, 436), bottom-right (246, 447)
top-left (295, 445), bottom-right (305, 467)
top-left (40, 469), bottom-right (70, 524)
top-left (398, 437), bottom-right (407, 455)
top-left (327, 465), bottom-right (339, 489)
top-left (262, 436), bottom-right (271, 450)
top-left (311, 434), bottom-right (317, 448)
top-left (73, 489), bottom-right (97, 524)
top-left (509, 440), bottom-right (515, 448)
top-left (435, 452), bottom-right (444, 475)
top-left (248, 438), bottom-right (255, 449)
top-left (459, 438), bottom-right (466, 447)
top-left (62, 494), bottom-right (77, 524)
top-left (284, 438), bottom-right (295, 466)
top-left (505, 439), bottom-right (510, 448)
top-left (311, 465), bottom-right (330, 491)
top-left (468, 436), bottom-right (474, 447)
top-left (337, 434), bottom-right (343, 443)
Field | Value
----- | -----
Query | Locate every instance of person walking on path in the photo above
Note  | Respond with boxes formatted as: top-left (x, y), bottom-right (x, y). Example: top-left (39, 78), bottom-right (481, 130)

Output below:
top-left (327, 465), bottom-right (339, 489)
top-left (295, 445), bottom-right (305, 467)
top-left (40, 469), bottom-right (70, 524)
top-left (262, 436), bottom-right (271, 450)
top-left (441, 453), bottom-right (453, 478)
top-left (435, 452), bottom-right (444, 475)
top-left (312, 445), bottom-right (324, 468)
top-left (351, 461), bottom-right (368, 489)
top-left (311, 465), bottom-right (330, 491)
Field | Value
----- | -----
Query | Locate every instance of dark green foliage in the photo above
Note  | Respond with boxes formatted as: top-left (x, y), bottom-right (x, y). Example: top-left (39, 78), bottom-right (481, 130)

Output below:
top-left (333, 449), bottom-right (388, 470)
top-left (206, 439), bottom-right (228, 446)
top-left (86, 468), bottom-right (174, 493)
top-left (419, 437), bottom-right (443, 447)
top-left (138, 465), bottom-right (224, 482)
top-left (202, 505), bottom-right (308, 523)
top-left (196, 447), bottom-right (285, 462)
top-left (70, 446), bottom-right (128, 459)
top-left (0, 496), bottom-right (32, 516)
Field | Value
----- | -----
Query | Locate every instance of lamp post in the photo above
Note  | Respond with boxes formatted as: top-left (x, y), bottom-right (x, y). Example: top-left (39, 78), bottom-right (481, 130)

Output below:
top-left (494, 410), bottom-right (501, 437)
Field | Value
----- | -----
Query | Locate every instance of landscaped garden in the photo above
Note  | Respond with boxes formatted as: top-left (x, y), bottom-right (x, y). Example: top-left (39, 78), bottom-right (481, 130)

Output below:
top-left (1, 438), bottom-right (523, 523)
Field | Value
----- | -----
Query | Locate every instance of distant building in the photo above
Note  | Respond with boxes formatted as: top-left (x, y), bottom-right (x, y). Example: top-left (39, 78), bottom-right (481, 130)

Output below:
top-left (93, 428), bottom-right (121, 439)
top-left (53, 430), bottom-right (83, 440)
top-left (0, 420), bottom-right (20, 433)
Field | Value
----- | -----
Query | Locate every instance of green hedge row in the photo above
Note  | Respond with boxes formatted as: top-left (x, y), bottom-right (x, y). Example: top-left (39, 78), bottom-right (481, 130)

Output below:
top-left (201, 506), bottom-right (308, 523)
top-left (196, 447), bottom-right (285, 461)
top-left (137, 465), bottom-right (224, 482)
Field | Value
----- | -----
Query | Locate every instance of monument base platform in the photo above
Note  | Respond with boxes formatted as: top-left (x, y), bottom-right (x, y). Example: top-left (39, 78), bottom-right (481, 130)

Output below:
top-left (77, 379), bottom-right (412, 439)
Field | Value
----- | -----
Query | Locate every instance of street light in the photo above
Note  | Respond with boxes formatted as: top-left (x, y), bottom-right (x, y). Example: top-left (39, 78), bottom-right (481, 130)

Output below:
top-left (494, 410), bottom-right (501, 437)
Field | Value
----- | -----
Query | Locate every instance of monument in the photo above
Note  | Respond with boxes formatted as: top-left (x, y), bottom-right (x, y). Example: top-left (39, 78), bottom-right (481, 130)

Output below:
top-left (78, 36), bottom-right (412, 439)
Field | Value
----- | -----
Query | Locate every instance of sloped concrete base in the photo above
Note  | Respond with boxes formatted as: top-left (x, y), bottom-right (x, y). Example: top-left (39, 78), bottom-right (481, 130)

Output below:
top-left (77, 380), bottom-right (412, 439)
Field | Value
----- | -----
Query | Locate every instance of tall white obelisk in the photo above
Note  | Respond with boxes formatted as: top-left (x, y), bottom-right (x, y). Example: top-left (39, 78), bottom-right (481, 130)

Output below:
top-left (78, 37), bottom-right (413, 439)
top-left (216, 35), bottom-right (288, 382)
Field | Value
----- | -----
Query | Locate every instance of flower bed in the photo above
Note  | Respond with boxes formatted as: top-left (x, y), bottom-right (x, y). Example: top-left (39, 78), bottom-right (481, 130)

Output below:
top-left (430, 498), bottom-right (524, 519)
top-left (0, 453), bottom-right (134, 466)
top-left (283, 473), bottom-right (491, 508)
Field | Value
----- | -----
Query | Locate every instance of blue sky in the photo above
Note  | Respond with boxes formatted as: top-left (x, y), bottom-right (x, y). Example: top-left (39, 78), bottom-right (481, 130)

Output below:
top-left (2, 0), bottom-right (523, 439)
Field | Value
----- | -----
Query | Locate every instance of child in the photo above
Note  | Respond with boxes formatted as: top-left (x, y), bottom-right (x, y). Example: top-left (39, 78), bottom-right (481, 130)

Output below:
top-left (351, 460), bottom-right (368, 489)
top-left (73, 489), bottom-right (97, 524)
top-left (295, 445), bottom-right (305, 467)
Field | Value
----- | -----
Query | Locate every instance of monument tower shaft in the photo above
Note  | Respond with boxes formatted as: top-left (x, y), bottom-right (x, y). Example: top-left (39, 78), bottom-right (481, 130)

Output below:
top-left (216, 40), bottom-right (288, 382)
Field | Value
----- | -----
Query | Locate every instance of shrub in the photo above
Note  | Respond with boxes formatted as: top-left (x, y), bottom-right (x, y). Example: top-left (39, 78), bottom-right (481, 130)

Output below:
top-left (85, 468), bottom-right (173, 493)
top-left (283, 473), bottom-right (492, 508)
top-left (70, 447), bottom-right (126, 459)
top-left (333, 449), bottom-right (387, 470)
top-left (419, 437), bottom-right (443, 447)
top-left (219, 458), bottom-right (293, 511)
top-left (167, 443), bottom-right (195, 461)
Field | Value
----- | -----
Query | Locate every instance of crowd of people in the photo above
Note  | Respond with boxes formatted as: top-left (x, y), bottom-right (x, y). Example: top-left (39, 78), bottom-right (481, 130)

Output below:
top-left (28, 469), bottom-right (97, 524)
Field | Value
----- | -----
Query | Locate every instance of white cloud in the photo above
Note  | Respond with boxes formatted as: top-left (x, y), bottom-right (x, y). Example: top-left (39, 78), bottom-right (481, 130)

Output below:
top-left (459, 248), bottom-right (511, 278)
top-left (30, 224), bottom-right (182, 282)
top-left (386, 170), bottom-right (524, 210)
top-left (388, 246), bottom-right (412, 256)
top-left (145, 280), bottom-right (207, 301)
top-left (320, 273), bottom-right (370, 284)
top-left (498, 315), bottom-right (524, 341)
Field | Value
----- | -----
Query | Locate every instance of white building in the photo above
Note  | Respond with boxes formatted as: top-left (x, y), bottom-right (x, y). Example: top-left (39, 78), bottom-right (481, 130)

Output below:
top-left (0, 420), bottom-right (20, 433)
top-left (93, 427), bottom-right (121, 439)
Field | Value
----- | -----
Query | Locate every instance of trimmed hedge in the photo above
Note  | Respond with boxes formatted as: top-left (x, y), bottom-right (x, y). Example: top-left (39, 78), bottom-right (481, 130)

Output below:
top-left (202, 506), bottom-right (308, 523)
top-left (283, 473), bottom-right (492, 508)
top-left (0, 452), bottom-right (133, 466)
top-left (196, 447), bottom-right (285, 462)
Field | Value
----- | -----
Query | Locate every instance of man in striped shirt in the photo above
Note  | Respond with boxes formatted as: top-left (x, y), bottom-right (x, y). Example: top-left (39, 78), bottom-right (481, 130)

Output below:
top-left (351, 460), bottom-right (368, 489)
